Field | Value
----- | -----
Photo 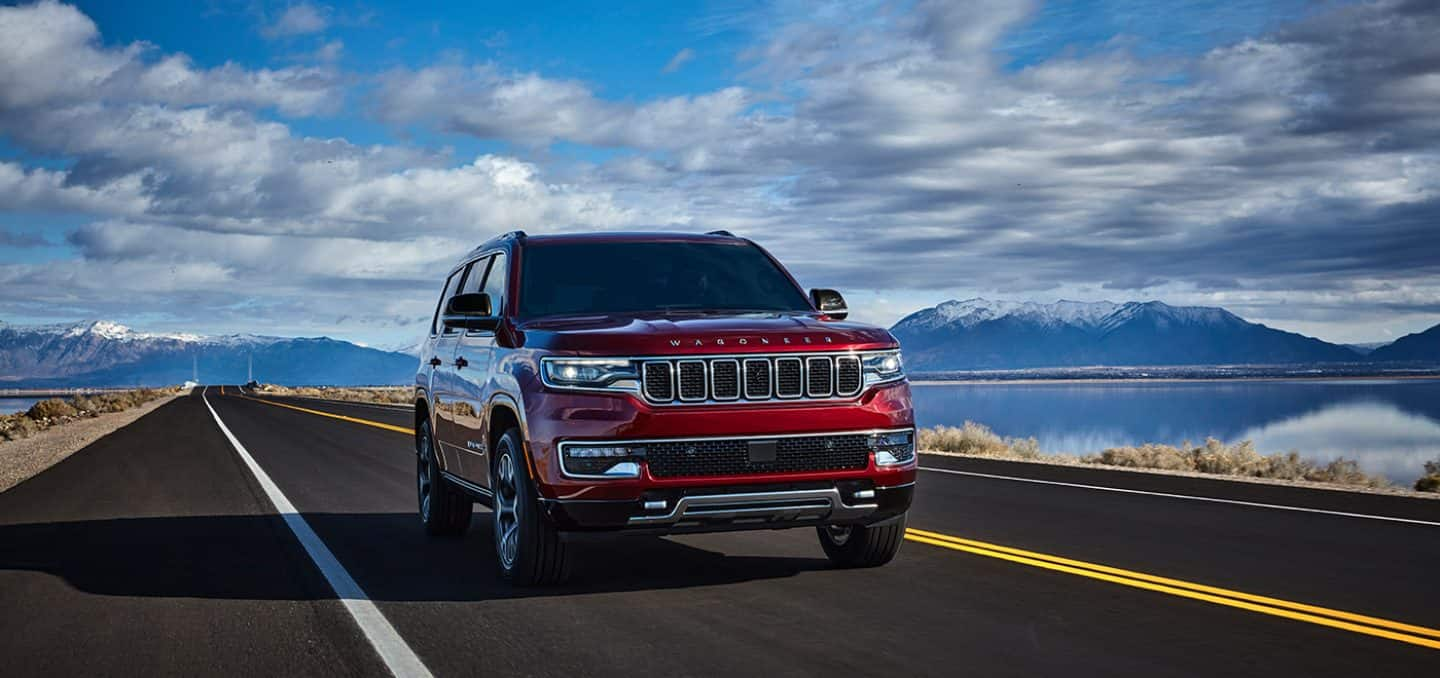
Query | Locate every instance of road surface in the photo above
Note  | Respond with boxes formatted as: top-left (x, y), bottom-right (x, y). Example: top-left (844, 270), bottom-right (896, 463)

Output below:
top-left (1, 387), bottom-right (1436, 676)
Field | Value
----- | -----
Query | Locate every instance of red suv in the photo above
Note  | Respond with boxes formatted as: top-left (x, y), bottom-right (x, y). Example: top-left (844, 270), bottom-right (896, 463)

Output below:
top-left (415, 230), bottom-right (915, 584)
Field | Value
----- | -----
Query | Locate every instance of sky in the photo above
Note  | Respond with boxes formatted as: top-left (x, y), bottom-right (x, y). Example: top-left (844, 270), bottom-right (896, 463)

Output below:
top-left (1, 0), bottom-right (1438, 349)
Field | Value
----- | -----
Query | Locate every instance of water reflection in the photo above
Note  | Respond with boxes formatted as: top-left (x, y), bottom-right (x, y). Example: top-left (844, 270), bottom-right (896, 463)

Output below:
top-left (911, 379), bottom-right (1440, 483)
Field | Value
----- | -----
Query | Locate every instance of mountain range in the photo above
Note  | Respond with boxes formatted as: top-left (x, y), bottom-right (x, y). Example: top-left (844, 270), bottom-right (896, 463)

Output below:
top-left (0, 321), bottom-right (416, 387)
top-left (891, 299), bottom-right (1439, 371)
top-left (3, 303), bottom-right (1438, 386)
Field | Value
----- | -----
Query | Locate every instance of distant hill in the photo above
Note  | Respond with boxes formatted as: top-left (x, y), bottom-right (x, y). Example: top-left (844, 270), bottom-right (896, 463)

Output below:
top-left (1368, 323), bottom-right (1440, 362)
top-left (0, 320), bottom-right (416, 387)
top-left (891, 299), bottom-right (1364, 371)
top-left (1343, 342), bottom-right (1391, 356)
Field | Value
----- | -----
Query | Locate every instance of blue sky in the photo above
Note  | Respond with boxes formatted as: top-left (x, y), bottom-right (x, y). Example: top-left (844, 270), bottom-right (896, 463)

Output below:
top-left (2, 0), bottom-right (1438, 347)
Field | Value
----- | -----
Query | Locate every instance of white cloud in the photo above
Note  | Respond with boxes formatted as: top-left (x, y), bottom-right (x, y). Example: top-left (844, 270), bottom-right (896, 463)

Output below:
top-left (2, 0), bottom-right (1439, 345)
top-left (662, 47), bottom-right (695, 74)
top-left (262, 3), bottom-right (330, 39)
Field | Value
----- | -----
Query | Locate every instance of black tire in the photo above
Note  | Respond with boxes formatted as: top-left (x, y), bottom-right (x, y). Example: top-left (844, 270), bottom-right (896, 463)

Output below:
top-left (417, 417), bottom-right (471, 536)
top-left (817, 513), bottom-right (906, 568)
top-left (491, 428), bottom-right (572, 585)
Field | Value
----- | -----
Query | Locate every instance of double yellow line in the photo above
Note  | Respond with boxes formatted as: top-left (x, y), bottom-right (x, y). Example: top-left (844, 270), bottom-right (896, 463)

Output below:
top-left (224, 394), bottom-right (1439, 650)
top-left (905, 528), bottom-right (1440, 650)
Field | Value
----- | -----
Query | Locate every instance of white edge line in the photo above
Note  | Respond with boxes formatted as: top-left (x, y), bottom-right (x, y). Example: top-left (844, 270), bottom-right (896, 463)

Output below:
top-left (201, 387), bottom-right (433, 678)
top-left (919, 465), bottom-right (1440, 528)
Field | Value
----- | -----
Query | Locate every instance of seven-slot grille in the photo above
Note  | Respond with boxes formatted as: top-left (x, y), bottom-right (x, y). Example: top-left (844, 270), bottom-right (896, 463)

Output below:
top-left (645, 433), bottom-right (871, 477)
top-left (641, 354), bottom-right (862, 404)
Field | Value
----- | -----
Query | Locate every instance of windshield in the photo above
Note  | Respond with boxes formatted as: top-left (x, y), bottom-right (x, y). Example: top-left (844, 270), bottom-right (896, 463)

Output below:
top-left (518, 241), bottom-right (814, 318)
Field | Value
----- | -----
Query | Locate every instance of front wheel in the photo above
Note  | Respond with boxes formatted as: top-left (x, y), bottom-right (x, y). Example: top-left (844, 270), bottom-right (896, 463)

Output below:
top-left (492, 428), bottom-right (572, 585)
top-left (817, 513), bottom-right (906, 568)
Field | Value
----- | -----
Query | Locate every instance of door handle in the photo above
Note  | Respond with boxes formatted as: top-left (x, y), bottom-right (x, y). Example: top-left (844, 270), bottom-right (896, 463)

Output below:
top-left (454, 356), bottom-right (469, 369)
top-left (428, 356), bottom-right (443, 367)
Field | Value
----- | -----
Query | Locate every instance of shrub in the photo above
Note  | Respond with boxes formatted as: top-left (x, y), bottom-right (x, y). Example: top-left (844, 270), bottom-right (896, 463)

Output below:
top-left (1093, 443), bottom-right (1192, 471)
top-left (27, 398), bottom-right (77, 420)
top-left (1416, 474), bottom-right (1440, 493)
top-left (2, 414), bottom-right (41, 440)
top-left (918, 422), bottom-right (1011, 457)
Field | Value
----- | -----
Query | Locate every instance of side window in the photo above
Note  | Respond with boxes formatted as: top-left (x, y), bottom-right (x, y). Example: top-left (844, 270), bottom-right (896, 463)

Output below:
top-left (460, 253), bottom-right (507, 317)
top-left (460, 255), bottom-right (491, 295)
top-left (482, 253), bottom-right (507, 314)
top-left (431, 265), bottom-right (470, 336)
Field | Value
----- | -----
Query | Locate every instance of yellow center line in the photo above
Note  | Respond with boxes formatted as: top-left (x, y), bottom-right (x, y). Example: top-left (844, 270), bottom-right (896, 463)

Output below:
top-left (905, 528), bottom-right (1440, 650)
top-left (222, 394), bottom-right (1438, 650)
top-left (237, 394), bottom-right (414, 435)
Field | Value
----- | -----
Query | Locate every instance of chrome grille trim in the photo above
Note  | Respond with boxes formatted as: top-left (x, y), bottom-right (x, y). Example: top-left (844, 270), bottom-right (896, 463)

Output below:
top-left (835, 355), bottom-right (862, 396)
top-left (805, 356), bottom-right (834, 397)
top-left (743, 358), bottom-right (772, 400)
top-left (642, 361), bottom-right (674, 401)
top-left (710, 359), bottom-right (741, 400)
top-left (636, 352), bottom-right (886, 405)
top-left (774, 357), bottom-right (804, 398)
top-left (677, 360), bottom-right (708, 402)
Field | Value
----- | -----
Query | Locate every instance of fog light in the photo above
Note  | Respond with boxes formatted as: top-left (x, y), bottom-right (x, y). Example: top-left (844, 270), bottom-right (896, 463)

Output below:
top-left (560, 444), bottom-right (646, 478)
top-left (871, 430), bottom-right (915, 466)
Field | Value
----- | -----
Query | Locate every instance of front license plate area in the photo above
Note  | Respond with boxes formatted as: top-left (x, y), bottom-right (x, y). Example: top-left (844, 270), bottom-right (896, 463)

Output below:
top-left (747, 440), bottom-right (778, 464)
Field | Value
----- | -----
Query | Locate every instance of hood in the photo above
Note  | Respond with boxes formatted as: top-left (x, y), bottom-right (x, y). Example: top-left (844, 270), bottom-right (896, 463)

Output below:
top-left (514, 312), bottom-right (897, 356)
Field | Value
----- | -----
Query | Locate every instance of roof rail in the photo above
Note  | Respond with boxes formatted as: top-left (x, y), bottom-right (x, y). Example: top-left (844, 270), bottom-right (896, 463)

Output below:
top-left (705, 229), bottom-right (735, 237)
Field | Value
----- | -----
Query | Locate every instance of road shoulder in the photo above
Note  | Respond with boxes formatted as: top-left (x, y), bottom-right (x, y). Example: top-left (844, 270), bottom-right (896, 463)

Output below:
top-left (0, 393), bottom-right (183, 493)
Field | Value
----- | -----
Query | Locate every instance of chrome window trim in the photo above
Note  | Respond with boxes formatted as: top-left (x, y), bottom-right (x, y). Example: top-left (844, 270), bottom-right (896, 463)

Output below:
top-left (742, 358), bottom-right (772, 400)
top-left (641, 360), bottom-right (674, 401)
top-left (709, 358), bottom-right (741, 401)
top-left (676, 359), bottom-right (708, 402)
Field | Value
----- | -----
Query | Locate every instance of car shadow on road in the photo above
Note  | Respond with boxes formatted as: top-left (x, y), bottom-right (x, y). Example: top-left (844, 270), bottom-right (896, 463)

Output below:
top-left (0, 512), bottom-right (833, 601)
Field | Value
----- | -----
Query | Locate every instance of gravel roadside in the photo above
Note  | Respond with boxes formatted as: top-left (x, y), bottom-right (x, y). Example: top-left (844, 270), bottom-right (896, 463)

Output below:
top-left (0, 393), bottom-right (184, 493)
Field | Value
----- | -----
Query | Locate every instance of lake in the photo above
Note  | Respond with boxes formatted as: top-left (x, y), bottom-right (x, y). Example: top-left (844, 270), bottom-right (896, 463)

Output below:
top-left (911, 378), bottom-right (1440, 484)
top-left (0, 398), bottom-right (42, 416)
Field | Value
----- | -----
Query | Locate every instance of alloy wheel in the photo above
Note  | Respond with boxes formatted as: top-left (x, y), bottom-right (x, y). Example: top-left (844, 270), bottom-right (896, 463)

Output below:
top-left (494, 451), bottom-right (521, 568)
top-left (417, 425), bottom-right (433, 521)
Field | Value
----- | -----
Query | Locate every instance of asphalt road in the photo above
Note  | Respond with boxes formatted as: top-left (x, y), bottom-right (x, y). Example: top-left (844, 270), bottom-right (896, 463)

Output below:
top-left (2, 387), bottom-right (1437, 677)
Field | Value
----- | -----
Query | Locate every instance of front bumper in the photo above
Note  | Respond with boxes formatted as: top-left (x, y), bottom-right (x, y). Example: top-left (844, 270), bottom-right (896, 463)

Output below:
top-left (524, 380), bottom-right (916, 501)
top-left (539, 480), bottom-right (914, 535)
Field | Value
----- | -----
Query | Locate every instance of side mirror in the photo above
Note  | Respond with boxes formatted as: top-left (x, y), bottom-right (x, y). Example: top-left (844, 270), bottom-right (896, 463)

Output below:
top-left (442, 292), bottom-right (500, 331)
top-left (809, 288), bottom-right (848, 320)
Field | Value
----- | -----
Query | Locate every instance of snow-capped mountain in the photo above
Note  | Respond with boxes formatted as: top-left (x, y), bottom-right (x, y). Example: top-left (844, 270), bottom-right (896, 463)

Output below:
top-left (0, 320), bottom-right (416, 387)
top-left (891, 299), bottom-right (1364, 371)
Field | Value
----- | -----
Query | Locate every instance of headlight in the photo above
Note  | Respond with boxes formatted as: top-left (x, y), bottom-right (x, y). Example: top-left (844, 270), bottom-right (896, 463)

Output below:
top-left (559, 443), bottom-right (646, 478)
top-left (861, 350), bottom-right (905, 386)
top-left (541, 358), bottom-right (639, 392)
top-left (871, 430), bottom-right (915, 466)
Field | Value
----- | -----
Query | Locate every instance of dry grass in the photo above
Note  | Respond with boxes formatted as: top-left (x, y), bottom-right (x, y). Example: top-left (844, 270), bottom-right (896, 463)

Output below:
top-left (1417, 459), bottom-right (1440, 493)
top-left (1, 387), bottom-right (180, 442)
top-left (255, 384), bottom-right (411, 406)
top-left (919, 421), bottom-right (1399, 490)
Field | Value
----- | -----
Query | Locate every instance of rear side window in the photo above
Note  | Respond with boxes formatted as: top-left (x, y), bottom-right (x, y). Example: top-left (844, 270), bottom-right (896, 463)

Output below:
top-left (460, 252), bottom-right (508, 318)
top-left (430, 265), bottom-right (470, 335)
top-left (482, 253), bottom-right (507, 313)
